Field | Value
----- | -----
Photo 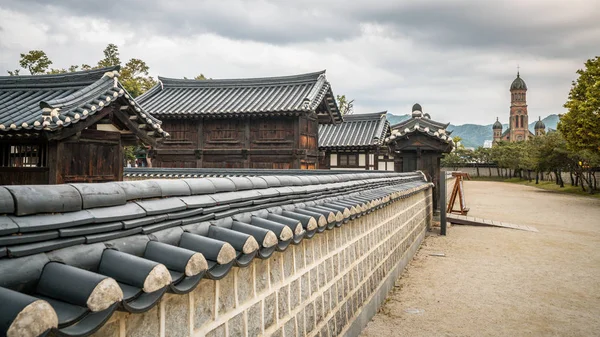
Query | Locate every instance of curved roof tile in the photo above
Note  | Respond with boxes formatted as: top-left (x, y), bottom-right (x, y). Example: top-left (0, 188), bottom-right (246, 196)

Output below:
top-left (318, 111), bottom-right (390, 149)
top-left (0, 172), bottom-right (429, 337)
top-left (0, 67), bottom-right (167, 139)
top-left (137, 71), bottom-right (342, 124)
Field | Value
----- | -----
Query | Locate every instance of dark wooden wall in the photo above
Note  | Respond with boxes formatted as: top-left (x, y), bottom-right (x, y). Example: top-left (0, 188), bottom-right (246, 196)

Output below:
top-left (53, 129), bottom-right (123, 184)
top-left (0, 128), bottom-right (124, 185)
top-left (391, 133), bottom-right (451, 211)
top-left (153, 114), bottom-right (320, 169)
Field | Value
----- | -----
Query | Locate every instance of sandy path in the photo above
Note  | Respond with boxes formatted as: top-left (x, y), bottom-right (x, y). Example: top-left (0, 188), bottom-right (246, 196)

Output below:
top-left (359, 181), bottom-right (600, 337)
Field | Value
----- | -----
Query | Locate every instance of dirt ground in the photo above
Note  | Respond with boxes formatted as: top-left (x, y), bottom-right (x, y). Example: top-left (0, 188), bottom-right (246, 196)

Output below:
top-left (360, 181), bottom-right (600, 337)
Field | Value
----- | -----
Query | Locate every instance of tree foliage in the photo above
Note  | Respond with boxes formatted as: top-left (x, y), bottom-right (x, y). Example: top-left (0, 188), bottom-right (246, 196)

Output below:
top-left (15, 50), bottom-right (53, 75)
top-left (97, 43), bottom-right (121, 68)
top-left (120, 58), bottom-right (155, 97)
top-left (8, 44), bottom-right (156, 97)
top-left (559, 56), bottom-right (600, 153)
top-left (183, 74), bottom-right (210, 80)
top-left (336, 95), bottom-right (354, 115)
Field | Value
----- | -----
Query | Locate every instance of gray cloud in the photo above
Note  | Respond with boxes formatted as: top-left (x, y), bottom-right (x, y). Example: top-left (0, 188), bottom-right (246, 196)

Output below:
top-left (0, 0), bottom-right (597, 127)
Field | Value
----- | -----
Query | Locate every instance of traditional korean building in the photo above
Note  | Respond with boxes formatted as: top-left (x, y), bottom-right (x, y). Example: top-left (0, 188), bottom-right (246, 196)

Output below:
top-left (386, 103), bottom-right (453, 209)
top-left (318, 111), bottom-right (392, 170)
top-left (0, 67), bottom-right (168, 185)
top-left (137, 71), bottom-right (342, 169)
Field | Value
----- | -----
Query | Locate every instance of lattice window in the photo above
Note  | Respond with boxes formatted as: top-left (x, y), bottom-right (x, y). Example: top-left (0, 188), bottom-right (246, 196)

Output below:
top-left (208, 120), bottom-right (239, 141)
top-left (338, 153), bottom-right (358, 167)
top-left (0, 143), bottom-right (47, 167)
top-left (257, 120), bottom-right (290, 140)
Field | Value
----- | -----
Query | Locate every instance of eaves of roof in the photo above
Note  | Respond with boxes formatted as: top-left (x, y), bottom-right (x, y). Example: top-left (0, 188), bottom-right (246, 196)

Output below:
top-left (137, 70), bottom-right (342, 124)
top-left (318, 112), bottom-right (389, 149)
top-left (0, 67), bottom-right (168, 139)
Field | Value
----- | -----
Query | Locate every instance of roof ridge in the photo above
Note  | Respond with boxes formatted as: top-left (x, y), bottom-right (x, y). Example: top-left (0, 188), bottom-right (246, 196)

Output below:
top-left (0, 66), bottom-right (120, 89)
top-left (39, 73), bottom-right (118, 110)
top-left (157, 70), bottom-right (326, 88)
top-left (342, 111), bottom-right (387, 120)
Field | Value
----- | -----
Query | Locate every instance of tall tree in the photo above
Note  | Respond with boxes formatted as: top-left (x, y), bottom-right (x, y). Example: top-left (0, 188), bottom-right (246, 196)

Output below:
top-left (183, 74), bottom-right (210, 80)
top-left (97, 43), bottom-right (121, 68)
top-left (17, 50), bottom-right (53, 75)
top-left (336, 95), bottom-right (354, 115)
top-left (559, 56), bottom-right (600, 153)
top-left (120, 58), bottom-right (156, 97)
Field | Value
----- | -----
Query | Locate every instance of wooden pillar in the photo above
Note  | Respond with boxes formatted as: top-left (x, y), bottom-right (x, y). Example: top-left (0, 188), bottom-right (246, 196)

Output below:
top-left (196, 119), bottom-right (203, 168)
top-left (292, 117), bottom-right (300, 169)
top-left (244, 118), bottom-right (250, 168)
top-left (47, 141), bottom-right (60, 184)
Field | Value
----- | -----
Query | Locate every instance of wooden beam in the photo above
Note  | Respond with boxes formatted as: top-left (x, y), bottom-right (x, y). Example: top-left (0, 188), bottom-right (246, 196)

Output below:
top-left (45, 109), bottom-right (111, 141)
top-left (112, 110), bottom-right (157, 147)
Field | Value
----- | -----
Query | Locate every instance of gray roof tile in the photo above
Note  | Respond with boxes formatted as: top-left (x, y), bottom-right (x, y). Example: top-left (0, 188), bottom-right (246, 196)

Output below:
top-left (319, 112), bottom-right (390, 149)
top-left (0, 67), bottom-right (167, 137)
top-left (137, 71), bottom-right (342, 124)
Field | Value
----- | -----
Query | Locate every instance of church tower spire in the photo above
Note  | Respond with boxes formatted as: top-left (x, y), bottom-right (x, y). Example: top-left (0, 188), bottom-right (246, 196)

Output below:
top-left (509, 70), bottom-right (528, 141)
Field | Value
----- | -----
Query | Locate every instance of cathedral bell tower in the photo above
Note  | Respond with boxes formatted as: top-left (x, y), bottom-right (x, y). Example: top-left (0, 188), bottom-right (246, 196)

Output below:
top-left (509, 71), bottom-right (528, 141)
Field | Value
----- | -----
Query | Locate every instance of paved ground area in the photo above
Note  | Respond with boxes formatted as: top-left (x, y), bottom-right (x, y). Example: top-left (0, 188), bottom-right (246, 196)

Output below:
top-left (360, 181), bottom-right (600, 337)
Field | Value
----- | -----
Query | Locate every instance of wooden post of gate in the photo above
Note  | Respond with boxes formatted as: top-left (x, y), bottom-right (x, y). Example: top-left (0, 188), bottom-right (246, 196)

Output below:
top-left (440, 171), bottom-right (447, 236)
top-left (447, 172), bottom-right (471, 215)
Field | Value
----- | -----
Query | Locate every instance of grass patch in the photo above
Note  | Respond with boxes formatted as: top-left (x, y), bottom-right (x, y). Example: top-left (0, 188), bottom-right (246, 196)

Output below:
top-left (467, 175), bottom-right (599, 198)
top-left (504, 178), bottom-right (600, 199)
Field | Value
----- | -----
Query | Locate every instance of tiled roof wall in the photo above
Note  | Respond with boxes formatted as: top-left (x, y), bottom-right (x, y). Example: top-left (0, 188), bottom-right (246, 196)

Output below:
top-left (0, 172), bottom-right (431, 337)
top-left (136, 71), bottom-right (342, 124)
top-left (318, 112), bottom-right (389, 149)
top-left (0, 67), bottom-right (167, 138)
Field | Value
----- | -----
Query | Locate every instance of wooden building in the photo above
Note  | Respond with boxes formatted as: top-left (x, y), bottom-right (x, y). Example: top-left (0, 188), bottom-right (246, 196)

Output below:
top-left (137, 71), bottom-right (342, 169)
top-left (0, 67), bottom-right (167, 185)
top-left (386, 103), bottom-right (453, 209)
top-left (318, 112), bottom-right (392, 170)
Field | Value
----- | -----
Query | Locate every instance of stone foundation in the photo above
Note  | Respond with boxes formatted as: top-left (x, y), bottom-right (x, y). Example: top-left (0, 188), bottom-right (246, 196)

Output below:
top-left (93, 187), bottom-right (432, 337)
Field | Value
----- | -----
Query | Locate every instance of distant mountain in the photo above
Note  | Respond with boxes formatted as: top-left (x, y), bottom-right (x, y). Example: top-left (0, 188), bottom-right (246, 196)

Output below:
top-left (385, 113), bottom-right (559, 148)
top-left (386, 114), bottom-right (411, 125)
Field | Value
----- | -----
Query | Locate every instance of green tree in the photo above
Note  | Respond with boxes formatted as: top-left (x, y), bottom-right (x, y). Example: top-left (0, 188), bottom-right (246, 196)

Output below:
top-left (120, 58), bottom-right (156, 97)
top-left (441, 136), bottom-right (473, 170)
top-left (97, 43), bottom-right (121, 68)
top-left (183, 74), bottom-right (210, 80)
top-left (336, 95), bottom-right (354, 115)
top-left (559, 56), bottom-right (600, 154)
top-left (17, 50), bottom-right (53, 75)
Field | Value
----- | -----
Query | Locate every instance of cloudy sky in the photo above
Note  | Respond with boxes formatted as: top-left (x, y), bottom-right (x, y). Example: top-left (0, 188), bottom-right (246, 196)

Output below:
top-left (1, 0), bottom-right (598, 125)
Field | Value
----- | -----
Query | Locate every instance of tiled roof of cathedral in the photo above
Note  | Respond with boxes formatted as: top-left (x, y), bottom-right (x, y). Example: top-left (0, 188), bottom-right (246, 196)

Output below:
top-left (510, 72), bottom-right (527, 90)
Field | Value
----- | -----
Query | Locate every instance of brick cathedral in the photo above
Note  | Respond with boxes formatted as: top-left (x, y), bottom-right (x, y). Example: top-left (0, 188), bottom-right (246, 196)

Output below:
top-left (493, 71), bottom-right (545, 143)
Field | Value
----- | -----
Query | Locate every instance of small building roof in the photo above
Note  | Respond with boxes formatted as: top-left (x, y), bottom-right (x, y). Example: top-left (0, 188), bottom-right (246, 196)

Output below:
top-left (0, 67), bottom-right (167, 141)
top-left (137, 70), bottom-right (342, 124)
top-left (318, 111), bottom-right (390, 149)
top-left (387, 104), bottom-right (453, 149)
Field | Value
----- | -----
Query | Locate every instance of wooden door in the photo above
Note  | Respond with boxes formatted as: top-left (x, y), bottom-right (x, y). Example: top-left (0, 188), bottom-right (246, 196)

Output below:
top-left (57, 129), bottom-right (123, 183)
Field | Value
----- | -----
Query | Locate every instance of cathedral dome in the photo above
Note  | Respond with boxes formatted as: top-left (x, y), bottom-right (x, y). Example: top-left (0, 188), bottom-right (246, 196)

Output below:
top-left (510, 72), bottom-right (527, 90)
top-left (534, 116), bottom-right (545, 130)
top-left (492, 117), bottom-right (503, 130)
